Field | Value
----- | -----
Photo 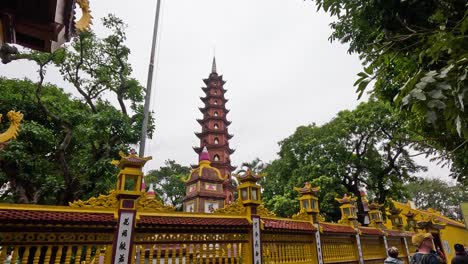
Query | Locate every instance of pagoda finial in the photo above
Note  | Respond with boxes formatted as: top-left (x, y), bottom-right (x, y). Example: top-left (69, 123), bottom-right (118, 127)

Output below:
top-left (211, 56), bottom-right (217, 73)
top-left (199, 146), bottom-right (210, 162)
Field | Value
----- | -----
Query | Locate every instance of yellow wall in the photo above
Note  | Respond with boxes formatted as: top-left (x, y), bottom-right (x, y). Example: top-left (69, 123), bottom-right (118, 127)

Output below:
top-left (461, 202), bottom-right (468, 228)
top-left (440, 224), bottom-right (468, 263)
top-left (383, 201), bottom-right (468, 264)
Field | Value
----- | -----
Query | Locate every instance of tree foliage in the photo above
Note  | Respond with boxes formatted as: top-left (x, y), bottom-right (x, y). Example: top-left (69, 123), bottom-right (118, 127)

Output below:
top-left (405, 178), bottom-right (467, 220)
top-left (311, 0), bottom-right (468, 182)
top-left (262, 101), bottom-right (423, 222)
top-left (0, 15), bottom-right (153, 204)
top-left (145, 160), bottom-right (190, 210)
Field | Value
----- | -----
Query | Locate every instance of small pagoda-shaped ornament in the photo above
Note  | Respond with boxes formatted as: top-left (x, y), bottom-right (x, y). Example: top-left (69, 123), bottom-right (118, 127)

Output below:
top-left (194, 57), bottom-right (236, 204)
top-left (183, 147), bottom-right (227, 213)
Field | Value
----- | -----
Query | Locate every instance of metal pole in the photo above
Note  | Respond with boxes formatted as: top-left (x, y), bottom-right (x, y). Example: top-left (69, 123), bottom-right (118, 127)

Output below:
top-left (139, 0), bottom-right (162, 157)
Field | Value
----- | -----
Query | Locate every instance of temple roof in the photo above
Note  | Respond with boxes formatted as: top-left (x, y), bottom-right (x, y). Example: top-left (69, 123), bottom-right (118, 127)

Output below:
top-left (319, 222), bottom-right (356, 234)
top-left (0, 207), bottom-right (115, 227)
top-left (262, 218), bottom-right (315, 232)
top-left (358, 226), bottom-right (384, 236)
top-left (385, 229), bottom-right (414, 237)
top-left (393, 201), bottom-right (465, 228)
top-left (138, 215), bottom-right (250, 228)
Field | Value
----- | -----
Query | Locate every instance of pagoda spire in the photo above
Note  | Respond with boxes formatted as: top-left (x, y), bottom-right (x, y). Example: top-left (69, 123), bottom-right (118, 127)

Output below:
top-left (189, 58), bottom-right (236, 206)
top-left (211, 57), bottom-right (217, 73)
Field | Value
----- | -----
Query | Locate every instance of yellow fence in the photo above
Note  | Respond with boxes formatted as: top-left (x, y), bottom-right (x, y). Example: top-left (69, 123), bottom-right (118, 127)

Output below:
top-left (1, 153), bottom-right (466, 264)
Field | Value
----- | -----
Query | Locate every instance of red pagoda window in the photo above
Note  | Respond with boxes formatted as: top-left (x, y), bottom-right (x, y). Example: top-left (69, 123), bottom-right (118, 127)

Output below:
top-left (214, 100), bottom-right (218, 105)
top-left (214, 90), bottom-right (218, 95)
top-left (214, 138), bottom-right (219, 144)
top-left (214, 155), bottom-right (220, 161)
top-left (214, 111), bottom-right (219, 117)
top-left (214, 124), bottom-right (219, 130)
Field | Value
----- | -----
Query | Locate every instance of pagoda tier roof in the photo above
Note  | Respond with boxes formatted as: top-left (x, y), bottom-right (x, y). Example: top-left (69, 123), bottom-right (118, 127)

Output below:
top-left (197, 117), bottom-right (232, 126)
top-left (199, 106), bottom-right (230, 113)
top-left (211, 162), bottom-right (236, 171)
top-left (202, 76), bottom-right (226, 85)
top-left (195, 130), bottom-right (234, 139)
top-left (200, 96), bottom-right (229, 104)
top-left (193, 145), bottom-right (235, 155)
top-left (202, 87), bottom-right (228, 94)
top-left (190, 162), bottom-right (236, 172)
top-left (183, 191), bottom-right (226, 200)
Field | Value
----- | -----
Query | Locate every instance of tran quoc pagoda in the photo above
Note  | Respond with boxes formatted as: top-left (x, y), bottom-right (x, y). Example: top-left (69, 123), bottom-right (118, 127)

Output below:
top-left (182, 58), bottom-right (237, 213)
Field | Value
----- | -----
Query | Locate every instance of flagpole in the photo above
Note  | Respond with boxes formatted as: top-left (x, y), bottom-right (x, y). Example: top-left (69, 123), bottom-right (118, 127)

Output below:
top-left (139, 0), bottom-right (162, 157)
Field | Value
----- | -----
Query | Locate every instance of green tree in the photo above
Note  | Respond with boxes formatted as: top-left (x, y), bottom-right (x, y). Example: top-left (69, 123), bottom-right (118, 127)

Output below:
top-left (145, 160), bottom-right (190, 210)
top-left (0, 15), bottom-right (153, 204)
top-left (262, 101), bottom-right (423, 222)
top-left (405, 178), bottom-right (467, 220)
top-left (237, 158), bottom-right (265, 174)
top-left (310, 0), bottom-right (468, 183)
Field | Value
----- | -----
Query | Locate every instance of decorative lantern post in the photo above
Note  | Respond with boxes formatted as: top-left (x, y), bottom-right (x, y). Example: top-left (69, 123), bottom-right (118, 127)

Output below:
top-left (294, 182), bottom-right (320, 223)
top-left (235, 169), bottom-right (262, 216)
top-left (404, 211), bottom-right (418, 232)
top-left (388, 208), bottom-right (404, 231)
top-left (368, 202), bottom-right (385, 229)
top-left (335, 194), bottom-right (359, 227)
top-left (235, 169), bottom-right (263, 264)
top-left (111, 151), bottom-right (152, 264)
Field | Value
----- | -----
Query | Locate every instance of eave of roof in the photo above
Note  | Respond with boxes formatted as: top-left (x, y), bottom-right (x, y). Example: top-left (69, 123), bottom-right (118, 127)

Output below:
top-left (262, 218), bottom-right (315, 232)
top-left (320, 222), bottom-right (356, 234)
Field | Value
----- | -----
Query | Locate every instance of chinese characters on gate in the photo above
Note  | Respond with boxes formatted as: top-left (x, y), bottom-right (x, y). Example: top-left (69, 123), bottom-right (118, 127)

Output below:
top-left (114, 212), bottom-right (135, 264)
top-left (252, 217), bottom-right (262, 264)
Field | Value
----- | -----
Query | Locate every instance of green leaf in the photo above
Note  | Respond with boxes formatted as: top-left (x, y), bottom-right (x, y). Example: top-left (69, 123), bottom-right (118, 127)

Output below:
top-left (357, 72), bottom-right (369, 78)
top-left (428, 89), bottom-right (445, 99)
top-left (427, 100), bottom-right (446, 109)
top-left (455, 116), bottom-right (462, 136)
top-left (411, 89), bottom-right (427, 101)
top-left (356, 80), bottom-right (370, 99)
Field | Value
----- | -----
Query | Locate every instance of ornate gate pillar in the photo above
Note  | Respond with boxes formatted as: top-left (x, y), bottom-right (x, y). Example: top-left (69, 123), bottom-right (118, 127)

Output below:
top-left (110, 152), bottom-right (151, 264)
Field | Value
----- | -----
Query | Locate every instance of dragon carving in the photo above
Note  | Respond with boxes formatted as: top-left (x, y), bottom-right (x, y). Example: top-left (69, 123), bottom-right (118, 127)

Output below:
top-left (0, 111), bottom-right (23, 148)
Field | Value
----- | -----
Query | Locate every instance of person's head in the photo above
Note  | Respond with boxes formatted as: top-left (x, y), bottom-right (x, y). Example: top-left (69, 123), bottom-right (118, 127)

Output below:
top-left (388, 247), bottom-right (399, 258)
top-left (412, 233), bottom-right (434, 251)
top-left (454, 244), bottom-right (465, 253)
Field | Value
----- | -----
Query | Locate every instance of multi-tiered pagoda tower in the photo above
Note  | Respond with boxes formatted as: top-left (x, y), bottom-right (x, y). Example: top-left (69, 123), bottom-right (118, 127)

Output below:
top-left (193, 58), bottom-right (236, 205)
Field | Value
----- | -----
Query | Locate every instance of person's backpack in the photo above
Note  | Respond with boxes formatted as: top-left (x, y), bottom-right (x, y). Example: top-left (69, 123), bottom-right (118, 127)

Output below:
top-left (410, 253), bottom-right (439, 264)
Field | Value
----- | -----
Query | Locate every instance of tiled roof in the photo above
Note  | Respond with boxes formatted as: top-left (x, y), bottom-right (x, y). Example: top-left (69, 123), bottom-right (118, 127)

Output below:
top-left (0, 209), bottom-right (115, 226)
top-left (320, 222), bottom-right (356, 234)
top-left (394, 201), bottom-right (465, 228)
top-left (138, 215), bottom-right (250, 227)
top-left (386, 229), bottom-right (414, 237)
top-left (262, 218), bottom-right (315, 232)
top-left (434, 216), bottom-right (465, 228)
top-left (359, 227), bottom-right (384, 235)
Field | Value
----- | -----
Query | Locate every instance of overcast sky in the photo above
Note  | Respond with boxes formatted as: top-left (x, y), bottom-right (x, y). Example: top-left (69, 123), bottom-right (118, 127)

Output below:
top-left (0, 0), bottom-right (450, 180)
